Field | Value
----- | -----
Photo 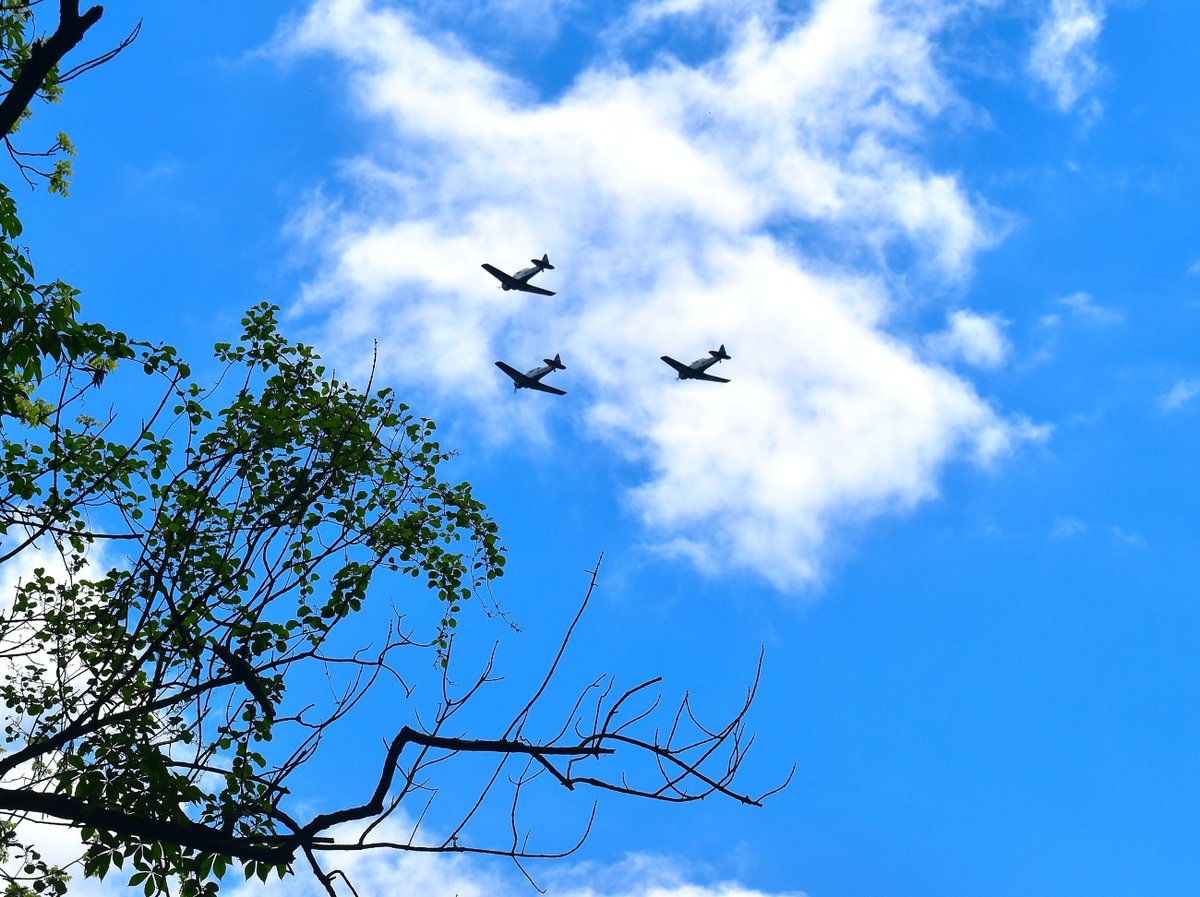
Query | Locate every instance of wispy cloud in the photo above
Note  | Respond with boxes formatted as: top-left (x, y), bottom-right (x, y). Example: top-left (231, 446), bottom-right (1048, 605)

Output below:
top-left (1056, 290), bottom-right (1122, 324)
top-left (277, 0), bottom-right (1043, 589)
top-left (1160, 378), bottom-right (1200, 412)
top-left (1051, 516), bottom-right (1144, 547)
top-left (542, 853), bottom-right (809, 897)
top-left (1050, 516), bottom-right (1087, 539)
top-left (1028, 0), bottom-right (1107, 117)
top-left (621, 0), bottom-right (783, 35)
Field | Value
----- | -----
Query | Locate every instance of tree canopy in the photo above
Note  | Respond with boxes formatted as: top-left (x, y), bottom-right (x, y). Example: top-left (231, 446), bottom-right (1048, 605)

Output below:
top-left (0, 6), bottom-right (776, 896)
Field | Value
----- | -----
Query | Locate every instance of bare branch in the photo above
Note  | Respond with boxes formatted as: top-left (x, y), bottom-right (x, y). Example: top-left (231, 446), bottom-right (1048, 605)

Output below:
top-left (58, 17), bottom-right (139, 82)
top-left (504, 553), bottom-right (604, 739)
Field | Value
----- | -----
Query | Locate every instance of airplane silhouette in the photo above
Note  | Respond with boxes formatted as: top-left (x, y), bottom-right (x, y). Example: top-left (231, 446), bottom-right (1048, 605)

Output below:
top-left (495, 353), bottom-right (567, 395)
top-left (661, 345), bottom-right (731, 383)
top-left (481, 254), bottom-right (556, 296)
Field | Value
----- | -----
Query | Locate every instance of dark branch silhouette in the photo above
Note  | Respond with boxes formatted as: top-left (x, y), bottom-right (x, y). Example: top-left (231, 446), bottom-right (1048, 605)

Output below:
top-left (0, 2), bottom-right (105, 136)
top-left (0, 550), bottom-right (782, 887)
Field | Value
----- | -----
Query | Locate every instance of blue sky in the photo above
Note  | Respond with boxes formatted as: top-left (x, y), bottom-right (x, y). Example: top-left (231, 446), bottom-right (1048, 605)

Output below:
top-left (11, 0), bottom-right (1200, 895)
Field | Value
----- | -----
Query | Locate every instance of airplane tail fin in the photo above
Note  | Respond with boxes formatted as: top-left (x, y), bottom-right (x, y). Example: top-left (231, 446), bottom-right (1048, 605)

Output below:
top-left (711, 344), bottom-right (731, 360)
top-left (533, 253), bottom-right (555, 270)
top-left (544, 353), bottom-right (565, 370)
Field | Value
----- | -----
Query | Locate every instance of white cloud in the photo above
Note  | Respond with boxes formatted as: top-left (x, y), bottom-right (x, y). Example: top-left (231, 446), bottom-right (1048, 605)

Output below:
top-left (620, 0), bottom-right (789, 36)
top-left (278, 0), bottom-right (1044, 589)
top-left (1028, 0), bottom-right (1107, 115)
top-left (0, 534), bottom-right (118, 661)
top-left (1050, 516), bottom-right (1086, 539)
top-left (1057, 290), bottom-right (1122, 324)
top-left (0, 818), bottom-right (138, 897)
top-left (630, 0), bottom-right (737, 22)
top-left (0, 538), bottom-right (136, 896)
top-left (5, 773), bottom-right (804, 897)
top-left (1050, 516), bottom-right (1144, 547)
top-left (1160, 378), bottom-right (1200, 412)
top-left (223, 836), bottom-right (805, 897)
top-left (1110, 526), bottom-right (1146, 549)
top-left (926, 309), bottom-right (1010, 368)
top-left (541, 853), bottom-right (808, 897)
top-left (224, 835), bottom-right (508, 897)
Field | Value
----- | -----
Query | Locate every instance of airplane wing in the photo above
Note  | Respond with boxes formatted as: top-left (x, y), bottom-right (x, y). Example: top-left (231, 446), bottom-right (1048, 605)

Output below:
top-left (482, 264), bottom-right (556, 296)
top-left (482, 263), bottom-right (521, 289)
top-left (525, 380), bottom-right (566, 395)
top-left (660, 356), bottom-right (729, 382)
top-left (661, 356), bottom-right (695, 377)
top-left (495, 360), bottom-right (531, 386)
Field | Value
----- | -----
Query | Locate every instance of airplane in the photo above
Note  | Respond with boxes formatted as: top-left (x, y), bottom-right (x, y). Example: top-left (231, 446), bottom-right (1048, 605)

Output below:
top-left (660, 345), bottom-right (731, 383)
top-left (481, 253), bottom-right (556, 296)
top-left (495, 354), bottom-right (567, 395)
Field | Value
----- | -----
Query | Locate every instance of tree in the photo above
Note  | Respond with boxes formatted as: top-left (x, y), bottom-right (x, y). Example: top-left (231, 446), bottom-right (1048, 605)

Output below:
top-left (0, 7), bottom-right (780, 896)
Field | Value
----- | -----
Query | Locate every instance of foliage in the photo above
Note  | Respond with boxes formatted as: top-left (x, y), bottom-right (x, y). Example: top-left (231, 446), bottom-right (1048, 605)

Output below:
top-left (0, 181), bottom-right (129, 423)
top-left (0, 294), bottom-right (506, 893)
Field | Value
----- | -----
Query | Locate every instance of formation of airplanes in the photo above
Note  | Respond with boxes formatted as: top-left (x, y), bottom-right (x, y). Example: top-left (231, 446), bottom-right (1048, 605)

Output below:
top-left (485, 254), bottom-right (731, 397)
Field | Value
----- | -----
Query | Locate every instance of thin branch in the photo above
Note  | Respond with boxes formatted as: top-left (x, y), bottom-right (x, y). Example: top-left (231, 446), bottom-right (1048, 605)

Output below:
top-left (504, 553), bottom-right (603, 739)
top-left (58, 18), bottom-right (140, 82)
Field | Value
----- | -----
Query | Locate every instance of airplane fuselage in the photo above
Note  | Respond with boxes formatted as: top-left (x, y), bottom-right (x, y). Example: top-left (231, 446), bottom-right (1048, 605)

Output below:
top-left (506, 265), bottom-right (541, 288)
top-left (686, 356), bottom-right (721, 375)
